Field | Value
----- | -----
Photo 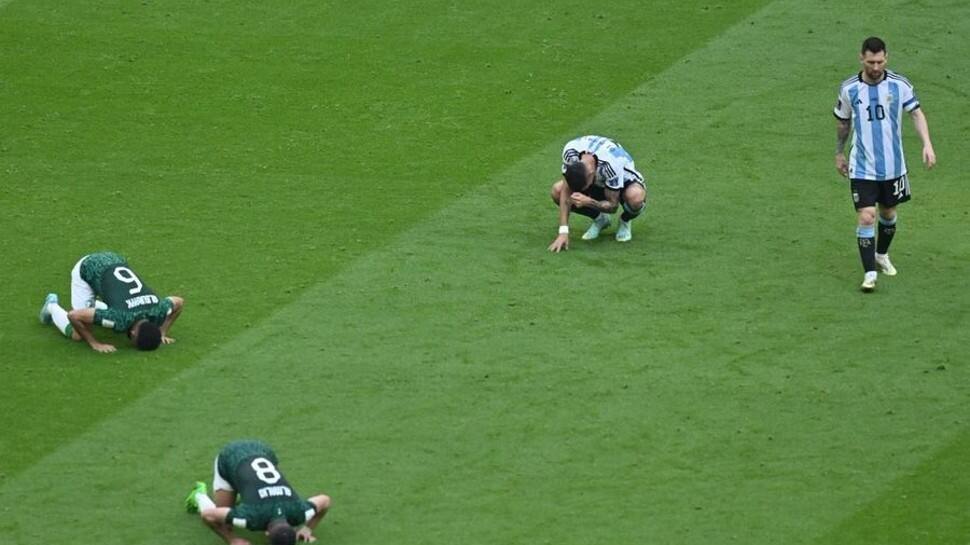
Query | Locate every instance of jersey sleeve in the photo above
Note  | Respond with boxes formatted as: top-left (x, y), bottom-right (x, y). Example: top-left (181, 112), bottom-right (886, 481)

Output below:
top-left (561, 145), bottom-right (581, 173)
top-left (286, 500), bottom-right (316, 526)
top-left (148, 298), bottom-right (175, 326)
top-left (834, 85), bottom-right (852, 120)
top-left (900, 83), bottom-right (919, 112)
top-left (226, 507), bottom-right (250, 530)
top-left (93, 307), bottom-right (133, 333)
top-left (602, 156), bottom-right (625, 191)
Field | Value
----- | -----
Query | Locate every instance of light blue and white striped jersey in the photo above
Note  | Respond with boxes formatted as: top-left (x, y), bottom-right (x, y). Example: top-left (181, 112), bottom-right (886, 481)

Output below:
top-left (834, 70), bottom-right (920, 181)
top-left (562, 135), bottom-right (644, 191)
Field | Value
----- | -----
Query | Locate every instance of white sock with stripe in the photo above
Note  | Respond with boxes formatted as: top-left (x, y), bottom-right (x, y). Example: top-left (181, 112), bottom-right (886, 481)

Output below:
top-left (49, 304), bottom-right (73, 337)
top-left (196, 492), bottom-right (215, 512)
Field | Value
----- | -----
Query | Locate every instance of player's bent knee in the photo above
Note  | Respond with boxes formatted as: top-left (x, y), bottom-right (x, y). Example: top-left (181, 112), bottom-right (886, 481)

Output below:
top-left (551, 181), bottom-right (565, 203)
top-left (857, 208), bottom-right (877, 225)
top-left (879, 207), bottom-right (897, 220)
top-left (625, 187), bottom-right (645, 208)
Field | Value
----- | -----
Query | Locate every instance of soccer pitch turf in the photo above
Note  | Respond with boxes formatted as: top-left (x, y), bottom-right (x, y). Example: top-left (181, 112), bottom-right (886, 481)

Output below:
top-left (1, 0), bottom-right (969, 544)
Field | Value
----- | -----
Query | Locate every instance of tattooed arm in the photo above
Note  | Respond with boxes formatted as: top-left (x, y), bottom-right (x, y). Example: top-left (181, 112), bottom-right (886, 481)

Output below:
top-left (835, 118), bottom-right (851, 177)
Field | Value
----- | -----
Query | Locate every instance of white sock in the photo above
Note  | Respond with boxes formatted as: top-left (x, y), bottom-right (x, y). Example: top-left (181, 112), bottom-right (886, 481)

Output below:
top-left (196, 492), bottom-right (216, 512)
top-left (50, 304), bottom-right (72, 337)
top-left (94, 300), bottom-right (108, 310)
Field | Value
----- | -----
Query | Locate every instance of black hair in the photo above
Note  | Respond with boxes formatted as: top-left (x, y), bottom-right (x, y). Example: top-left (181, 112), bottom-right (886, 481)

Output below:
top-left (564, 160), bottom-right (590, 192)
top-left (134, 321), bottom-right (162, 351)
top-left (267, 519), bottom-right (296, 545)
top-left (861, 36), bottom-right (886, 54)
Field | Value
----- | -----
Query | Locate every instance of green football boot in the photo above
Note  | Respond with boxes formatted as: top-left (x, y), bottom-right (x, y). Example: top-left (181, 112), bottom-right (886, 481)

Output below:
top-left (185, 481), bottom-right (207, 513)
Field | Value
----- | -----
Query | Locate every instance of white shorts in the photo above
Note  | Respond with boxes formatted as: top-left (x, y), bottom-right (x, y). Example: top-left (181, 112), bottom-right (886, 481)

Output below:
top-left (212, 456), bottom-right (234, 492)
top-left (70, 255), bottom-right (96, 310)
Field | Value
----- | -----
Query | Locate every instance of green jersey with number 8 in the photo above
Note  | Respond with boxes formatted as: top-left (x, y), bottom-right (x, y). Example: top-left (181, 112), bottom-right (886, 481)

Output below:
top-left (218, 440), bottom-right (317, 531)
top-left (79, 252), bottom-right (173, 333)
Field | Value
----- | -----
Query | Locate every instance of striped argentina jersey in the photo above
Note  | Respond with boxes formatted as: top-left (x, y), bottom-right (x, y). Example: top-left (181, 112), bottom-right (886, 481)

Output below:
top-left (562, 135), bottom-right (644, 191)
top-left (834, 70), bottom-right (920, 181)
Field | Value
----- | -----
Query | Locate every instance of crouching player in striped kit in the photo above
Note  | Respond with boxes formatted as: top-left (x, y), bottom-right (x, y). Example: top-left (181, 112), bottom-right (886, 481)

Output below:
top-left (834, 37), bottom-right (936, 292)
top-left (185, 440), bottom-right (331, 545)
top-left (548, 135), bottom-right (648, 252)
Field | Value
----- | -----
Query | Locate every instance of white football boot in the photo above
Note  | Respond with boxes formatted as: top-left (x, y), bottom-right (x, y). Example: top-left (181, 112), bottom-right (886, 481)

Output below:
top-left (860, 271), bottom-right (877, 293)
top-left (615, 220), bottom-right (633, 242)
top-left (582, 214), bottom-right (611, 240)
top-left (875, 253), bottom-right (897, 276)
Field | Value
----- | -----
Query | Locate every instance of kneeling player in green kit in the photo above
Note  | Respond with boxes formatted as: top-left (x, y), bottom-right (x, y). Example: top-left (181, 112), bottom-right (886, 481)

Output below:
top-left (38, 251), bottom-right (184, 353)
top-left (185, 440), bottom-right (332, 545)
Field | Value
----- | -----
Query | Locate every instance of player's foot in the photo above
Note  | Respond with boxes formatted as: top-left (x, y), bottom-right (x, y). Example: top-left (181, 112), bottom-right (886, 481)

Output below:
top-left (185, 481), bottom-right (207, 513)
top-left (860, 271), bottom-right (877, 293)
top-left (615, 220), bottom-right (632, 242)
top-left (582, 214), bottom-right (611, 240)
top-left (875, 253), bottom-right (897, 276)
top-left (38, 293), bottom-right (58, 324)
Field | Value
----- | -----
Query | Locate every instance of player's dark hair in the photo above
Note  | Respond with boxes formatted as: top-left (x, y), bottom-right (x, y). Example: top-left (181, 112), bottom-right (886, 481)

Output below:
top-left (564, 160), bottom-right (589, 192)
top-left (267, 519), bottom-right (297, 545)
top-left (861, 36), bottom-right (886, 54)
top-left (133, 321), bottom-right (162, 351)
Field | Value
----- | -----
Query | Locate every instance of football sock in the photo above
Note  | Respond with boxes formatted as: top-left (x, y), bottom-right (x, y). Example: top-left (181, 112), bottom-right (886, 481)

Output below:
top-left (49, 303), bottom-right (73, 337)
top-left (570, 206), bottom-right (599, 219)
top-left (877, 215), bottom-right (897, 255)
top-left (620, 201), bottom-right (645, 222)
top-left (196, 492), bottom-right (215, 512)
top-left (857, 224), bottom-right (876, 272)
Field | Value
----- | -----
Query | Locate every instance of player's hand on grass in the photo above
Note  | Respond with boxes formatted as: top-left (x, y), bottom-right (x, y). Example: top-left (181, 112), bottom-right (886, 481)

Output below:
top-left (548, 234), bottom-right (569, 253)
top-left (162, 335), bottom-right (176, 345)
top-left (296, 527), bottom-right (316, 542)
top-left (923, 145), bottom-right (936, 169)
top-left (835, 153), bottom-right (849, 177)
top-left (92, 342), bottom-right (117, 353)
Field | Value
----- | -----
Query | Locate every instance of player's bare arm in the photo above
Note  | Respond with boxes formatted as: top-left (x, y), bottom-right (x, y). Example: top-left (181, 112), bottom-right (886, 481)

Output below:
top-left (295, 495), bottom-right (332, 543)
top-left (160, 295), bottom-right (185, 344)
top-left (909, 108), bottom-right (936, 168)
top-left (835, 118), bottom-right (851, 177)
top-left (305, 495), bottom-right (331, 529)
top-left (200, 507), bottom-right (248, 545)
top-left (549, 179), bottom-right (572, 252)
top-left (66, 308), bottom-right (116, 353)
top-left (200, 507), bottom-right (231, 525)
top-left (570, 189), bottom-right (620, 213)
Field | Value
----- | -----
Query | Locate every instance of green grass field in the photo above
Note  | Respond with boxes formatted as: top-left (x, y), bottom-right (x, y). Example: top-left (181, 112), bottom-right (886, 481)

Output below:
top-left (2, 1), bottom-right (969, 544)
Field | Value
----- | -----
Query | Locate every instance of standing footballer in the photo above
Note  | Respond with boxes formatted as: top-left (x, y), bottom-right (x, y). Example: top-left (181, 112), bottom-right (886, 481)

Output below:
top-left (834, 36), bottom-right (936, 292)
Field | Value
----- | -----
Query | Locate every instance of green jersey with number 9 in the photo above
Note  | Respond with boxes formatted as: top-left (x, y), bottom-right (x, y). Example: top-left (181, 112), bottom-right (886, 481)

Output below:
top-left (218, 440), bottom-right (317, 531)
top-left (79, 252), bottom-right (173, 333)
